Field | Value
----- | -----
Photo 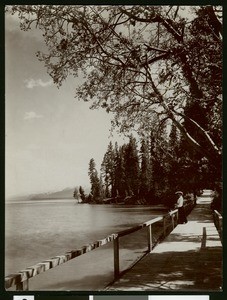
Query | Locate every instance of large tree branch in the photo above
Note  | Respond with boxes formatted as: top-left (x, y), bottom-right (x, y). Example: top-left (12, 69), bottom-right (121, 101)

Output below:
top-left (119, 7), bottom-right (183, 42)
top-left (144, 66), bottom-right (221, 164)
top-left (173, 110), bottom-right (221, 154)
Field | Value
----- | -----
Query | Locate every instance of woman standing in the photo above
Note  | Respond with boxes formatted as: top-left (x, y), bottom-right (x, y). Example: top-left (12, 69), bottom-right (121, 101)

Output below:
top-left (175, 191), bottom-right (188, 224)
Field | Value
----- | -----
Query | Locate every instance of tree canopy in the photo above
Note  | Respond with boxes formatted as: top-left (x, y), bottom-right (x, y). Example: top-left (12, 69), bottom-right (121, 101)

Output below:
top-left (8, 5), bottom-right (222, 173)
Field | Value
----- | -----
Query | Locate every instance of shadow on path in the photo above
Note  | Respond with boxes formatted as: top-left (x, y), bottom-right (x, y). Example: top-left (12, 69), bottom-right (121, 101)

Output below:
top-left (107, 191), bottom-right (222, 291)
top-left (107, 246), bottom-right (222, 291)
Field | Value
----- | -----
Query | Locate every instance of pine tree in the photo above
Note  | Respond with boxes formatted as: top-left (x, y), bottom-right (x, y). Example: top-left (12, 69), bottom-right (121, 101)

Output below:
top-left (114, 145), bottom-right (127, 199)
top-left (73, 187), bottom-right (79, 200)
top-left (88, 158), bottom-right (101, 202)
top-left (99, 174), bottom-right (105, 200)
top-left (111, 142), bottom-right (119, 198)
top-left (167, 123), bottom-right (180, 194)
top-left (139, 139), bottom-right (151, 200)
top-left (101, 141), bottom-right (115, 198)
top-left (79, 186), bottom-right (86, 203)
top-left (149, 129), bottom-right (169, 201)
top-left (124, 136), bottom-right (140, 196)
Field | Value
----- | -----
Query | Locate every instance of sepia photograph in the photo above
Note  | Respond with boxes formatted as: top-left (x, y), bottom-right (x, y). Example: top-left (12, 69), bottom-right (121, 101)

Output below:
top-left (5, 5), bottom-right (222, 292)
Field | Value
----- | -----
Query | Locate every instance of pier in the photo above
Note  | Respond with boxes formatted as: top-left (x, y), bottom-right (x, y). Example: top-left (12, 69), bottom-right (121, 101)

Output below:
top-left (106, 190), bottom-right (222, 291)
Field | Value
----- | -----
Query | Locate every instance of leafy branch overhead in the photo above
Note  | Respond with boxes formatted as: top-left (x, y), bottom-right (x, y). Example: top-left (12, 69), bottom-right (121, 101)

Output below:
top-left (8, 5), bottom-right (222, 169)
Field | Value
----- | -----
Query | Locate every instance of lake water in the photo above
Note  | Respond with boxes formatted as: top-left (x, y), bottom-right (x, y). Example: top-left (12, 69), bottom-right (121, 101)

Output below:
top-left (5, 200), bottom-right (165, 291)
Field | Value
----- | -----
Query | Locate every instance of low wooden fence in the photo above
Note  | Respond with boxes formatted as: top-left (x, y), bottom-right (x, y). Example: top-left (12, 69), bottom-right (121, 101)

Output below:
top-left (213, 209), bottom-right (222, 242)
top-left (5, 201), bottom-right (195, 291)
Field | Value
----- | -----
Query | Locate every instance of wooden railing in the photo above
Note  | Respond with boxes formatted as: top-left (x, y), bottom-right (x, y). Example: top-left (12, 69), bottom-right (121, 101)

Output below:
top-left (5, 202), bottom-right (195, 291)
top-left (213, 209), bottom-right (222, 242)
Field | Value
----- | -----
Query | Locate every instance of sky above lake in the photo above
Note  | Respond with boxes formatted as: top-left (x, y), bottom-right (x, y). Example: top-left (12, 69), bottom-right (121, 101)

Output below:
top-left (5, 12), bottom-right (126, 198)
top-left (4, 6), bottom-right (199, 199)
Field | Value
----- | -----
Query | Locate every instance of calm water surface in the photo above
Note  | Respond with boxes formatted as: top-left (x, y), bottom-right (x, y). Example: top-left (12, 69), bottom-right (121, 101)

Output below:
top-left (5, 200), bottom-right (164, 291)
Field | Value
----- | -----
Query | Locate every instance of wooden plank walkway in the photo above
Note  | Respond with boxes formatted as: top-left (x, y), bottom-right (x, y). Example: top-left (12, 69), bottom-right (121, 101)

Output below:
top-left (106, 190), bottom-right (222, 291)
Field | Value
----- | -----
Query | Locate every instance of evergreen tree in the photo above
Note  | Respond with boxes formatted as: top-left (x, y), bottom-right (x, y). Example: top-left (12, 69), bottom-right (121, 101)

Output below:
top-left (149, 128), bottom-right (170, 201)
top-left (167, 123), bottom-right (180, 194)
top-left (88, 158), bottom-right (101, 202)
top-left (112, 142), bottom-right (119, 198)
top-left (73, 187), bottom-right (80, 200)
top-left (101, 141), bottom-right (115, 197)
top-left (124, 136), bottom-right (140, 196)
top-left (139, 139), bottom-right (151, 199)
top-left (99, 174), bottom-right (105, 200)
top-left (114, 145), bottom-right (127, 199)
top-left (79, 186), bottom-right (86, 203)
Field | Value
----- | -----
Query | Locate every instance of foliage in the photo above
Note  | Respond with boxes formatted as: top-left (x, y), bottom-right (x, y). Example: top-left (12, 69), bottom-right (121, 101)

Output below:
top-left (89, 128), bottom-right (217, 205)
top-left (88, 158), bottom-right (101, 202)
top-left (114, 144), bottom-right (127, 199)
top-left (7, 5), bottom-right (222, 172)
top-left (139, 139), bottom-right (151, 198)
top-left (79, 185), bottom-right (86, 202)
top-left (101, 141), bottom-right (115, 197)
top-left (123, 135), bottom-right (140, 196)
top-left (99, 137), bottom-right (138, 201)
top-left (73, 187), bottom-right (80, 200)
top-left (7, 5), bottom-right (222, 202)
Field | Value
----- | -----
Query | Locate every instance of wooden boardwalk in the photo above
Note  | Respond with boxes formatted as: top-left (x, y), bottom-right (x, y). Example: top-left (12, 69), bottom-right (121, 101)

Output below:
top-left (106, 191), bottom-right (222, 291)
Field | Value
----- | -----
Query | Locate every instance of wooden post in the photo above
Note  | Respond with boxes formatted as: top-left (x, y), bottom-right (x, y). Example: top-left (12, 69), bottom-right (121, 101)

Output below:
top-left (219, 216), bottom-right (223, 240)
top-left (163, 216), bottom-right (166, 237)
top-left (114, 237), bottom-right (120, 279)
top-left (147, 224), bottom-right (152, 252)
top-left (176, 210), bottom-right (179, 225)
top-left (16, 279), bottom-right (29, 291)
top-left (220, 216), bottom-right (222, 232)
top-left (201, 227), bottom-right (207, 249)
top-left (172, 214), bottom-right (175, 229)
top-left (217, 215), bottom-right (219, 231)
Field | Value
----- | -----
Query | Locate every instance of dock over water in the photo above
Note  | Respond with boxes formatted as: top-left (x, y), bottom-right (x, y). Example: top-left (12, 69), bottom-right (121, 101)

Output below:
top-left (106, 190), bottom-right (222, 291)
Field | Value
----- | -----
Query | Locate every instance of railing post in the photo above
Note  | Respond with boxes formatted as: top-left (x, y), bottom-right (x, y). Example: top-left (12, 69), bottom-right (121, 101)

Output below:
top-left (147, 224), bottom-right (152, 252)
top-left (16, 279), bottom-right (29, 291)
top-left (176, 209), bottom-right (179, 226)
top-left (114, 237), bottom-right (120, 279)
top-left (213, 210), bottom-right (223, 243)
top-left (163, 216), bottom-right (166, 237)
top-left (201, 227), bottom-right (207, 249)
top-left (220, 216), bottom-right (223, 240)
top-left (171, 213), bottom-right (175, 229)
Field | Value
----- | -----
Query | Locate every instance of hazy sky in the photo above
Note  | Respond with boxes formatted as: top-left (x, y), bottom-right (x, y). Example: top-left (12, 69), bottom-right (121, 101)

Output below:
top-left (5, 12), bottom-right (126, 198)
top-left (5, 6), bottom-right (199, 199)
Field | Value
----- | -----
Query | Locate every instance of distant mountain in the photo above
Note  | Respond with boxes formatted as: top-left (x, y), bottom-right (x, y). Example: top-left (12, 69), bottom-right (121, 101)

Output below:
top-left (29, 186), bottom-right (90, 200)
top-left (6, 194), bottom-right (30, 202)
top-left (30, 187), bottom-right (75, 200)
